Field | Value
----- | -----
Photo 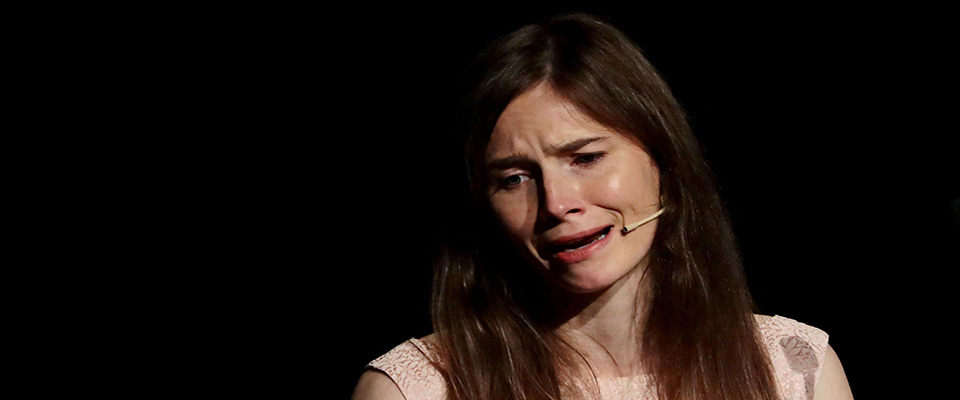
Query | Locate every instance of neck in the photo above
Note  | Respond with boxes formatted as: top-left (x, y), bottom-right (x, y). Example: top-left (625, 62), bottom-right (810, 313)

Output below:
top-left (548, 262), bottom-right (648, 378)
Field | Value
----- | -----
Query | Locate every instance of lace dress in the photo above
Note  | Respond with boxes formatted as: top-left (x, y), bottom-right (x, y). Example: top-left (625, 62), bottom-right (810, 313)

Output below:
top-left (367, 315), bottom-right (829, 400)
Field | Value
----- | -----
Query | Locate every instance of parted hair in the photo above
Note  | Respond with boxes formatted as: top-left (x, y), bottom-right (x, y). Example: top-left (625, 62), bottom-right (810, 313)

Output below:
top-left (432, 13), bottom-right (778, 400)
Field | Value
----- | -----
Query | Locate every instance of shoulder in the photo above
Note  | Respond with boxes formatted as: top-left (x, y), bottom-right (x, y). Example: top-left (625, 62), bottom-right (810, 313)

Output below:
top-left (754, 314), bottom-right (829, 354)
top-left (352, 369), bottom-right (405, 400)
top-left (813, 344), bottom-right (855, 400)
top-left (753, 314), bottom-right (834, 399)
top-left (369, 334), bottom-right (443, 373)
top-left (356, 335), bottom-right (447, 400)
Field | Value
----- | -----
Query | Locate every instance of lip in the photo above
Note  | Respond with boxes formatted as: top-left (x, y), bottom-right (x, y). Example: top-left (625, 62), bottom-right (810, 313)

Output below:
top-left (541, 225), bottom-right (614, 264)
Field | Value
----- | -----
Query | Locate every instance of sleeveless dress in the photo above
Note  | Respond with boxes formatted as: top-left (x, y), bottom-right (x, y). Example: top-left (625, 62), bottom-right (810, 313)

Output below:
top-left (366, 315), bottom-right (828, 400)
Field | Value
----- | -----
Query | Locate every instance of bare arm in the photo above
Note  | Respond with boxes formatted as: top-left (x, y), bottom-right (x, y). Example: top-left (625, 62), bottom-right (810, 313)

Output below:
top-left (351, 369), bottom-right (406, 400)
top-left (812, 344), bottom-right (854, 400)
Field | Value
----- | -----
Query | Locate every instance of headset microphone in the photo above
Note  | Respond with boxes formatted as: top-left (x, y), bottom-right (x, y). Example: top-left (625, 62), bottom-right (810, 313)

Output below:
top-left (621, 208), bottom-right (664, 234)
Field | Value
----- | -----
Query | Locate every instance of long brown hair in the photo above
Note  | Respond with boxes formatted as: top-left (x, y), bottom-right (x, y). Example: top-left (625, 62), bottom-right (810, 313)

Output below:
top-left (432, 13), bottom-right (778, 400)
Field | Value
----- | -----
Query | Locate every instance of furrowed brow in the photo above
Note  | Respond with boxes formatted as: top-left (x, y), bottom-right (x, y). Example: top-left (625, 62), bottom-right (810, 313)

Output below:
top-left (546, 136), bottom-right (607, 156)
top-left (485, 155), bottom-right (533, 171)
top-left (485, 137), bottom-right (608, 170)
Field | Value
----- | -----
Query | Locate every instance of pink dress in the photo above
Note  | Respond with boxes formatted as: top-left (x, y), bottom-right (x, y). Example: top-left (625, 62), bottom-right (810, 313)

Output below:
top-left (366, 315), bottom-right (829, 400)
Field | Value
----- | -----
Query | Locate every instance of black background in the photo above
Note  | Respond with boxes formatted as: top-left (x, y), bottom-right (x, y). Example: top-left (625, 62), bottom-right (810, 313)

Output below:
top-left (165, 4), bottom-right (957, 399)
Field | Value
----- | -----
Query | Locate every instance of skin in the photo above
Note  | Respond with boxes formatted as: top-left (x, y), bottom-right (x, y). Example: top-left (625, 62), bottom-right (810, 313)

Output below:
top-left (813, 345), bottom-right (856, 399)
top-left (351, 370), bottom-right (404, 400)
top-left (483, 82), bottom-right (661, 375)
top-left (485, 82), bottom-right (661, 295)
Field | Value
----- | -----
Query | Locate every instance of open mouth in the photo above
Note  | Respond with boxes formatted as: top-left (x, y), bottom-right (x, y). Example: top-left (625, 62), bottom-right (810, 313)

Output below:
top-left (549, 226), bottom-right (613, 254)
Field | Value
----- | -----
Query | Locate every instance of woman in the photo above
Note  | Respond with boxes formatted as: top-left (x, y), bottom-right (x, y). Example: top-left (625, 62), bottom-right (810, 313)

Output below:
top-left (353, 13), bottom-right (853, 400)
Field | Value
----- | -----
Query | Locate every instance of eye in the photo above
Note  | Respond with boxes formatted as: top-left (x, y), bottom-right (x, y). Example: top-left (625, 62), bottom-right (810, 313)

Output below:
top-left (503, 174), bottom-right (530, 187)
top-left (573, 152), bottom-right (605, 165)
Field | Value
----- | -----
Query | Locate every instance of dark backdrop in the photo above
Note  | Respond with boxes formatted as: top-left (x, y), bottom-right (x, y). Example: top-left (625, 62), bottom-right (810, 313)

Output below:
top-left (189, 5), bottom-right (957, 399)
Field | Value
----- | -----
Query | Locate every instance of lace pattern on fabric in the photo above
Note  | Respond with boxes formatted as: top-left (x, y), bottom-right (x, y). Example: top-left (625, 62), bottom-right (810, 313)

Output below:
top-left (756, 315), bottom-right (830, 400)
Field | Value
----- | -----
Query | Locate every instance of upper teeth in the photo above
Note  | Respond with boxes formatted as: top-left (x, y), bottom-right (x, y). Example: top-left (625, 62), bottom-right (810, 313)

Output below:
top-left (563, 232), bottom-right (606, 252)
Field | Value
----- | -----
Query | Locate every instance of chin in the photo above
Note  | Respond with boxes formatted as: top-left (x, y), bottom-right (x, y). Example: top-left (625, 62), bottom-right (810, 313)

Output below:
top-left (550, 257), bottom-right (647, 295)
top-left (553, 270), bottom-right (620, 294)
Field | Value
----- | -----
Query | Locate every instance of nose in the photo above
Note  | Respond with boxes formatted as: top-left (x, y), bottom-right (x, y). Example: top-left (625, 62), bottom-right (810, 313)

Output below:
top-left (538, 170), bottom-right (585, 224)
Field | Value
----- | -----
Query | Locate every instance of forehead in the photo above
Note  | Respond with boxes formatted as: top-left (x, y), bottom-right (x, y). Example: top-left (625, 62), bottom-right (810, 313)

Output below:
top-left (487, 84), bottom-right (616, 158)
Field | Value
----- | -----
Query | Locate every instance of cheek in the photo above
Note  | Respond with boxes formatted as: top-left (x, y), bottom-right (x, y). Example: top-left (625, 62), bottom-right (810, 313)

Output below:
top-left (489, 191), bottom-right (537, 241)
top-left (589, 166), bottom-right (659, 211)
top-left (590, 171), bottom-right (635, 203)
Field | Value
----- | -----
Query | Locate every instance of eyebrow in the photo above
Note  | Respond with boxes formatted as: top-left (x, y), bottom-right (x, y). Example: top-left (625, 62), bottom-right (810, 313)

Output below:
top-left (485, 136), bottom-right (608, 170)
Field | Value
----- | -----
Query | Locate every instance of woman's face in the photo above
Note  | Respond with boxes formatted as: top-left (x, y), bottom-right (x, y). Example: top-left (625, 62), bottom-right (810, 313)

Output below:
top-left (484, 83), bottom-right (662, 294)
